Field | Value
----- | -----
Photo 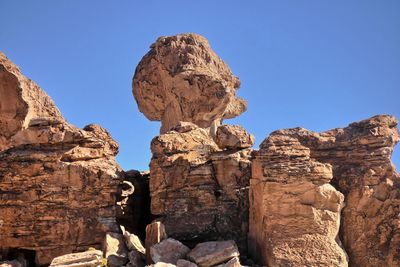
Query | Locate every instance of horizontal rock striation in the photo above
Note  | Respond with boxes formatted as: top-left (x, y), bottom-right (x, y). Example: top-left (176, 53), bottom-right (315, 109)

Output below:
top-left (0, 53), bottom-right (122, 265)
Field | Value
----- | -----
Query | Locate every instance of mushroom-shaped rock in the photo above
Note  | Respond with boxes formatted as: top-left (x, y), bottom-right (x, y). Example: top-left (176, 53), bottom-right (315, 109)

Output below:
top-left (133, 33), bottom-right (246, 133)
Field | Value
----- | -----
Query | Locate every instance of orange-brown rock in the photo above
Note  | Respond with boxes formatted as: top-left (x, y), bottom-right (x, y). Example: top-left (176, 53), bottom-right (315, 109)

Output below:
top-left (132, 34), bottom-right (246, 134)
top-left (249, 115), bottom-right (400, 266)
top-left (149, 123), bottom-right (251, 252)
top-left (145, 221), bottom-right (168, 264)
top-left (249, 128), bottom-right (348, 266)
top-left (0, 53), bottom-right (121, 265)
top-left (215, 125), bottom-right (254, 150)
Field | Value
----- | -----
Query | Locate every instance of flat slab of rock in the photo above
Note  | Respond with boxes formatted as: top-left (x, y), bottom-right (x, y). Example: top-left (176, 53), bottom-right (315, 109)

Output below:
top-left (49, 250), bottom-right (103, 267)
top-left (150, 238), bottom-right (190, 264)
top-left (103, 232), bottom-right (128, 267)
top-left (187, 240), bottom-right (239, 267)
top-left (214, 257), bottom-right (241, 267)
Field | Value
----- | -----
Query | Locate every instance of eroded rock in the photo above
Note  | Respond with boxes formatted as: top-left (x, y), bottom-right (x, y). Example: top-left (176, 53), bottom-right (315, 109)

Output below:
top-left (187, 240), bottom-right (239, 267)
top-left (176, 259), bottom-right (197, 267)
top-left (133, 33), bottom-right (246, 134)
top-left (215, 125), bottom-right (254, 150)
top-left (0, 53), bottom-right (122, 265)
top-left (103, 232), bottom-right (128, 267)
top-left (145, 221), bottom-right (168, 264)
top-left (49, 250), bottom-right (103, 267)
top-left (150, 238), bottom-right (190, 264)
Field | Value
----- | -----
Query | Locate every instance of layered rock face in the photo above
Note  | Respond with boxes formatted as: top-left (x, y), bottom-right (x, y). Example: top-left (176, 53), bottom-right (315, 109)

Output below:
top-left (133, 34), bottom-right (253, 252)
top-left (0, 53), bottom-right (121, 265)
top-left (133, 33), bottom-right (246, 134)
top-left (249, 115), bottom-right (400, 266)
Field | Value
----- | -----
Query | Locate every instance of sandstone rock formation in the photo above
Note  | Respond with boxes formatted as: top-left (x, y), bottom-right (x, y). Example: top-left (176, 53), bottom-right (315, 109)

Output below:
top-left (133, 33), bottom-right (246, 134)
top-left (150, 238), bottom-right (190, 264)
top-left (0, 53), bottom-right (121, 265)
top-left (249, 115), bottom-right (400, 267)
top-left (187, 240), bottom-right (240, 267)
top-left (149, 123), bottom-right (251, 251)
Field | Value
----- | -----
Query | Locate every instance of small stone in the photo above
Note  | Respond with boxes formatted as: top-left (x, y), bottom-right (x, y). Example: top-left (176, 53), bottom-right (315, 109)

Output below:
top-left (127, 250), bottom-right (145, 267)
top-left (145, 221), bottom-right (168, 264)
top-left (103, 232), bottom-right (129, 267)
top-left (187, 240), bottom-right (239, 267)
top-left (176, 259), bottom-right (198, 267)
top-left (49, 250), bottom-right (103, 267)
top-left (121, 226), bottom-right (145, 256)
top-left (150, 238), bottom-right (190, 264)
top-left (214, 257), bottom-right (241, 267)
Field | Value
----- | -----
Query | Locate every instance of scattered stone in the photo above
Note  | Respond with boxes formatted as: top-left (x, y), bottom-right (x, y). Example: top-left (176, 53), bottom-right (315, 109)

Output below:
top-left (49, 250), bottom-right (103, 267)
top-left (214, 257), bottom-right (241, 267)
top-left (103, 232), bottom-right (129, 267)
top-left (176, 259), bottom-right (197, 267)
top-left (150, 238), bottom-right (190, 264)
top-left (133, 33), bottom-right (246, 134)
top-left (0, 260), bottom-right (22, 267)
top-left (127, 250), bottom-right (145, 267)
top-left (121, 226), bottom-right (146, 256)
top-left (145, 221), bottom-right (168, 264)
top-left (215, 125), bottom-right (254, 150)
top-left (187, 240), bottom-right (239, 267)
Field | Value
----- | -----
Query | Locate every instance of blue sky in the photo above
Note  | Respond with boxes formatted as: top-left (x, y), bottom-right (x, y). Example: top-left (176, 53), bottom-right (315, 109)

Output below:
top-left (0, 1), bottom-right (399, 171)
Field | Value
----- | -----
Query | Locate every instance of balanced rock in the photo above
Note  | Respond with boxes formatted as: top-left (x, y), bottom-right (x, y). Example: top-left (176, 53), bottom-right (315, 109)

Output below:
top-left (187, 240), bottom-right (240, 267)
top-left (150, 238), bottom-right (190, 264)
top-left (133, 33), bottom-right (246, 134)
top-left (0, 53), bottom-right (121, 265)
top-left (49, 250), bottom-right (103, 267)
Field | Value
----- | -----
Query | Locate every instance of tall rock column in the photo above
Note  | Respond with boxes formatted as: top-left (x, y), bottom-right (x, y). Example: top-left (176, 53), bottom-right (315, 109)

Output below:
top-left (249, 129), bottom-right (348, 266)
top-left (132, 34), bottom-right (253, 251)
top-left (0, 52), bottom-right (122, 265)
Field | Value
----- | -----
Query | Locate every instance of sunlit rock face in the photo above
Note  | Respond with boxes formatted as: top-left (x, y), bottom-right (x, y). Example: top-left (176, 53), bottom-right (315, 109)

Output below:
top-left (133, 34), bottom-right (253, 252)
top-left (0, 52), bottom-right (122, 265)
top-left (249, 115), bottom-right (400, 267)
top-left (132, 33), bottom-right (246, 134)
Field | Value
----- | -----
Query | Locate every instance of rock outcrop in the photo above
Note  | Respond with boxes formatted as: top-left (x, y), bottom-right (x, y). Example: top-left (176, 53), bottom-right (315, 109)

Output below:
top-left (133, 34), bottom-right (253, 253)
top-left (133, 33), bottom-right (246, 134)
top-left (249, 115), bottom-right (400, 266)
top-left (0, 53), bottom-right (121, 265)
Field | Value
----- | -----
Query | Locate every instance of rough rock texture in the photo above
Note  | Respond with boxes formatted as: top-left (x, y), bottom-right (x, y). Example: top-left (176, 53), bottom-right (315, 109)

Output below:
top-left (249, 115), bottom-right (400, 267)
top-left (215, 125), bottom-right (254, 150)
top-left (121, 226), bottom-right (145, 256)
top-left (249, 127), bottom-right (348, 266)
top-left (145, 222), bottom-right (168, 264)
top-left (133, 33), bottom-right (246, 134)
top-left (291, 115), bottom-right (400, 267)
top-left (214, 257), bottom-right (241, 267)
top-left (150, 238), bottom-right (190, 264)
top-left (149, 123), bottom-right (251, 251)
top-left (176, 259), bottom-right (197, 267)
top-left (0, 53), bottom-right (121, 265)
top-left (49, 250), bottom-right (103, 267)
top-left (187, 240), bottom-right (239, 267)
top-left (103, 232), bottom-right (128, 267)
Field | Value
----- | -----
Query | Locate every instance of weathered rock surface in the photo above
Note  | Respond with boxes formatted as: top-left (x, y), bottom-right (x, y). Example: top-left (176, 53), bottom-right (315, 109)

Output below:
top-left (121, 226), bottom-right (146, 257)
top-left (103, 232), bottom-right (129, 267)
top-left (215, 125), bottom-right (254, 150)
top-left (293, 115), bottom-right (400, 267)
top-left (176, 259), bottom-right (197, 267)
top-left (214, 257), bottom-right (241, 267)
top-left (249, 127), bottom-right (348, 266)
top-left (249, 115), bottom-right (400, 267)
top-left (150, 238), bottom-right (190, 264)
top-left (145, 221), bottom-right (168, 264)
top-left (49, 250), bottom-right (103, 267)
top-left (127, 250), bottom-right (145, 267)
top-left (149, 123), bottom-right (251, 251)
top-left (187, 240), bottom-right (240, 267)
top-left (133, 33), bottom-right (246, 134)
top-left (0, 53), bottom-right (121, 265)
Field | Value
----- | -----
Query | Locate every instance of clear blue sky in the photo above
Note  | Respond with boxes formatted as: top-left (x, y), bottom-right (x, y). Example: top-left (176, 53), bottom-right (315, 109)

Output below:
top-left (1, 1), bottom-right (399, 171)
